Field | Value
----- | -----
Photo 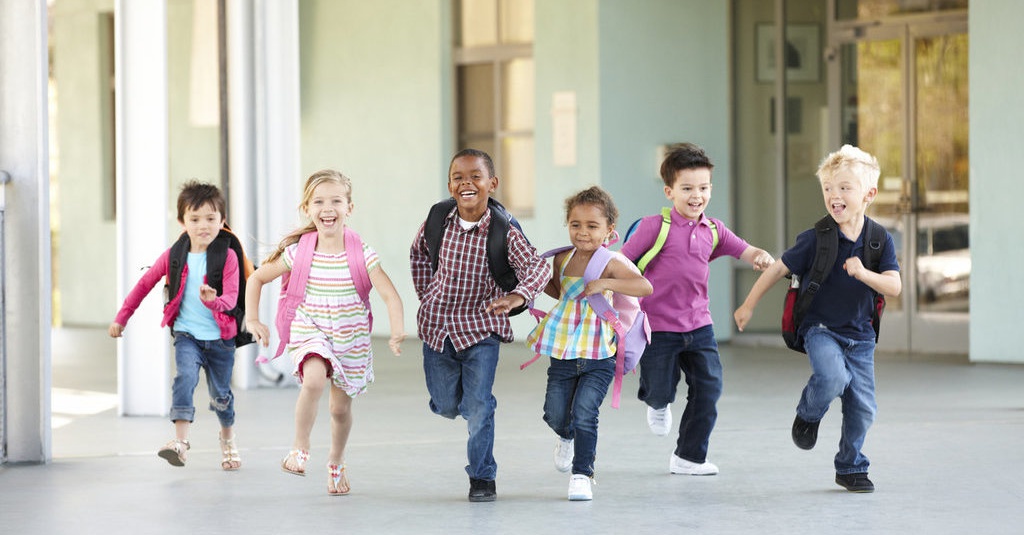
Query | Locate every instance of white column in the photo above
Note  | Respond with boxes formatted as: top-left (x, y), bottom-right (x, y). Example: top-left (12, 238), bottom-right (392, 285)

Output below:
top-left (115, 0), bottom-right (170, 415)
top-left (0, 0), bottom-right (52, 463)
top-left (250, 0), bottom-right (302, 373)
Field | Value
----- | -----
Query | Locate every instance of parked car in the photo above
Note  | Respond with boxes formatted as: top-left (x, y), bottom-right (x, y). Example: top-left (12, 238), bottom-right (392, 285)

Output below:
top-left (915, 213), bottom-right (970, 303)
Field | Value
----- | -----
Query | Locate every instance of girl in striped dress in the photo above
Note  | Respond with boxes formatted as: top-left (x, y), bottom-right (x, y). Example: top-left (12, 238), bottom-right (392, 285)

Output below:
top-left (526, 186), bottom-right (652, 501)
top-left (245, 169), bottom-right (405, 496)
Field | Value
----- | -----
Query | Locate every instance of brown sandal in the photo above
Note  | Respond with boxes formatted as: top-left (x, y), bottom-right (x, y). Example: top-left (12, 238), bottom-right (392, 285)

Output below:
top-left (157, 439), bottom-right (190, 467)
top-left (220, 435), bottom-right (241, 471)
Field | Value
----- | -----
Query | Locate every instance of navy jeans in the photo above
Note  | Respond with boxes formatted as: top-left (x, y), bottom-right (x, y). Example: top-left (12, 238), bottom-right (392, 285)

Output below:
top-left (543, 357), bottom-right (615, 477)
top-left (171, 332), bottom-right (236, 428)
top-left (422, 335), bottom-right (500, 481)
top-left (801, 325), bottom-right (877, 474)
top-left (637, 325), bottom-right (722, 464)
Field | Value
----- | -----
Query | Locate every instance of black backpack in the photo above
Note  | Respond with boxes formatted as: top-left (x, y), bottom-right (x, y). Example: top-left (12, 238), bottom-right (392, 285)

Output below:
top-left (781, 215), bottom-right (886, 353)
top-left (167, 226), bottom-right (255, 347)
top-left (423, 197), bottom-right (527, 315)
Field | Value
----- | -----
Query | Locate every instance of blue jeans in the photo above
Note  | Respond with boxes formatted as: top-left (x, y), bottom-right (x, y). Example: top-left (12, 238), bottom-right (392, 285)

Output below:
top-left (422, 335), bottom-right (500, 480)
top-left (543, 357), bottom-right (615, 477)
top-left (171, 332), bottom-right (236, 428)
top-left (800, 325), bottom-right (877, 474)
top-left (637, 325), bottom-right (722, 464)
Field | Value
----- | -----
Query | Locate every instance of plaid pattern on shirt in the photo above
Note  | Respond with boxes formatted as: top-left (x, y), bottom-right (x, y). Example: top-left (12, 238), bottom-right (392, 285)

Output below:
top-left (411, 204), bottom-right (551, 353)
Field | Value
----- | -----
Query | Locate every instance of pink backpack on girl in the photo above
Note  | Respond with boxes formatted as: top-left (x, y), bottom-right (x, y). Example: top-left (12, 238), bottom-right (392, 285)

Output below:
top-left (523, 244), bottom-right (651, 408)
top-left (256, 228), bottom-right (372, 362)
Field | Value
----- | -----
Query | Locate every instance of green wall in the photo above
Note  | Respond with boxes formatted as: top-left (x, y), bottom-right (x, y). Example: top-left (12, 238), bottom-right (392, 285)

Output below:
top-left (969, 0), bottom-right (1024, 363)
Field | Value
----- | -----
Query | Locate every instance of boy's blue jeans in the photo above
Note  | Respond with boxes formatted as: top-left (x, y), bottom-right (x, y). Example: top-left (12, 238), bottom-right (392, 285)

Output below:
top-left (543, 357), bottom-right (615, 478)
top-left (637, 325), bottom-right (722, 464)
top-left (422, 335), bottom-right (500, 481)
top-left (800, 325), bottom-right (877, 475)
top-left (171, 332), bottom-right (236, 428)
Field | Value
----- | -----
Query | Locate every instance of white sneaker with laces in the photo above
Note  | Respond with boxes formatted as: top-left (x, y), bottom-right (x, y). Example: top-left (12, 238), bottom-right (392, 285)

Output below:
top-left (647, 404), bottom-right (672, 436)
top-left (568, 474), bottom-right (593, 501)
top-left (554, 437), bottom-right (574, 473)
top-left (669, 454), bottom-right (719, 475)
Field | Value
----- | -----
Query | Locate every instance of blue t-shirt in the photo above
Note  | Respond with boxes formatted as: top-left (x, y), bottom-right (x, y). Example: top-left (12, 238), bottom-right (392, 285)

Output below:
top-left (173, 252), bottom-right (221, 340)
top-left (781, 217), bottom-right (900, 341)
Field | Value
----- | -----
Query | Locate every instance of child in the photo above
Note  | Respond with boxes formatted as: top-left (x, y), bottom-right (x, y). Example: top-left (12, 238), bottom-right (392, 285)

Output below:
top-left (109, 180), bottom-right (245, 470)
top-left (733, 145), bottom-right (901, 493)
top-left (409, 148), bottom-right (551, 502)
top-left (620, 142), bottom-right (774, 475)
top-left (527, 186), bottom-right (653, 501)
top-left (245, 169), bottom-right (405, 496)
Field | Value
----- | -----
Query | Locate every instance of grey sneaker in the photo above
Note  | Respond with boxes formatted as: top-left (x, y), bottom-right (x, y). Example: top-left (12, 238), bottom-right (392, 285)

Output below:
top-left (554, 437), bottom-right (573, 473)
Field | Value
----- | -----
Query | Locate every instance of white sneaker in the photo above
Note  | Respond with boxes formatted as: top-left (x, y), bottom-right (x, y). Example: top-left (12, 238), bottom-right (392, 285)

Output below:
top-left (568, 474), bottom-right (593, 501)
top-left (669, 454), bottom-right (719, 476)
top-left (647, 404), bottom-right (672, 436)
top-left (553, 437), bottom-right (573, 473)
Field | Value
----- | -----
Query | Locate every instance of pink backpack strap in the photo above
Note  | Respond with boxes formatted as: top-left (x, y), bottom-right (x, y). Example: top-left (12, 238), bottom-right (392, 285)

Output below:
top-left (344, 227), bottom-right (374, 330)
top-left (268, 231), bottom-right (317, 360)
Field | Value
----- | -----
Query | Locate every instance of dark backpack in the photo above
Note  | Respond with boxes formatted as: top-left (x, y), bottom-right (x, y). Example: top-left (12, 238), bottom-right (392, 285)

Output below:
top-left (167, 226), bottom-right (256, 347)
top-left (781, 215), bottom-right (887, 353)
top-left (622, 207), bottom-right (717, 273)
top-left (423, 197), bottom-right (528, 315)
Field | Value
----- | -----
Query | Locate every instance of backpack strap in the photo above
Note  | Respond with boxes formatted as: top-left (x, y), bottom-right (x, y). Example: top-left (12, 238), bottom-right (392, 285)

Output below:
top-left (424, 198), bottom-right (456, 275)
top-left (578, 247), bottom-right (632, 408)
top-left (793, 215), bottom-right (840, 329)
top-left (344, 227), bottom-right (374, 330)
top-left (165, 232), bottom-right (191, 306)
top-left (634, 207), bottom-right (672, 273)
top-left (270, 231), bottom-right (317, 359)
top-left (862, 217), bottom-right (885, 272)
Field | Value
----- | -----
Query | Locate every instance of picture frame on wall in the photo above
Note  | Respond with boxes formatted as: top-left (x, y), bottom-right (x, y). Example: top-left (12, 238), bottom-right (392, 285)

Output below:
top-left (756, 23), bottom-right (821, 83)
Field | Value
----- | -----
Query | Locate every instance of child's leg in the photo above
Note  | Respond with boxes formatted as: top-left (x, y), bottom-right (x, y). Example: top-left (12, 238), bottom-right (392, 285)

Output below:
top-left (798, 326), bottom-right (852, 422)
top-left (636, 332), bottom-right (683, 409)
top-left (568, 358), bottom-right (615, 477)
top-left (327, 386), bottom-right (353, 465)
top-left (422, 339), bottom-right (463, 419)
top-left (674, 325), bottom-right (723, 464)
top-left (542, 358), bottom-right (579, 440)
top-left (456, 337), bottom-right (500, 482)
top-left (290, 355), bottom-right (330, 454)
top-left (835, 340), bottom-right (877, 475)
top-left (170, 333), bottom-right (203, 429)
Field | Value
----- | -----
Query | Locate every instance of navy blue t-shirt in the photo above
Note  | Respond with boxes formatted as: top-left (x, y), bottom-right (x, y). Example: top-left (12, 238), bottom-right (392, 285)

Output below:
top-left (781, 217), bottom-right (900, 341)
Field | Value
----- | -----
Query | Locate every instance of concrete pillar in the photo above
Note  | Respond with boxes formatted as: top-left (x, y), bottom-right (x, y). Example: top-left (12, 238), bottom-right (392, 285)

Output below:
top-left (0, 0), bottom-right (52, 463)
top-left (115, 0), bottom-right (170, 415)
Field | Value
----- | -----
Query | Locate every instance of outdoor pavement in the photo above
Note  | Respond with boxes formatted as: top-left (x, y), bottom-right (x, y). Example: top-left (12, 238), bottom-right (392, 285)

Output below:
top-left (1, 327), bottom-right (1022, 534)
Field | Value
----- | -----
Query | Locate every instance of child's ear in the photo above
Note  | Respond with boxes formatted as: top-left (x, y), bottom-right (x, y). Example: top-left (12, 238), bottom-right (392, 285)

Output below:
top-left (864, 186), bottom-right (878, 203)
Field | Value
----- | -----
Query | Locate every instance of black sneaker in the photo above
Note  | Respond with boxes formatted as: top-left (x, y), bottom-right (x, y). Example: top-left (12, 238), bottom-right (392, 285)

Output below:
top-left (835, 472), bottom-right (875, 493)
top-left (468, 478), bottom-right (496, 502)
top-left (791, 415), bottom-right (820, 450)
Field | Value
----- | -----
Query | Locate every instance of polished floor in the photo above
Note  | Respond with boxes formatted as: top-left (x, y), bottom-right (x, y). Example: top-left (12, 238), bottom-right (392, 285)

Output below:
top-left (1, 327), bottom-right (1023, 534)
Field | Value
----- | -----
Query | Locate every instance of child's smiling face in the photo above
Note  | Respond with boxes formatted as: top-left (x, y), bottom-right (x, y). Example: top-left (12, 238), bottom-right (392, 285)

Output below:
top-left (448, 155), bottom-right (497, 221)
top-left (821, 169), bottom-right (875, 226)
top-left (567, 203), bottom-right (614, 254)
top-left (305, 181), bottom-right (352, 237)
top-left (664, 167), bottom-right (712, 221)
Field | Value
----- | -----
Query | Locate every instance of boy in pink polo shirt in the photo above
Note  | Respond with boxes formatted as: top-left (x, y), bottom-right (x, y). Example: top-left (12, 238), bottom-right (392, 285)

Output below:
top-left (621, 143), bottom-right (773, 475)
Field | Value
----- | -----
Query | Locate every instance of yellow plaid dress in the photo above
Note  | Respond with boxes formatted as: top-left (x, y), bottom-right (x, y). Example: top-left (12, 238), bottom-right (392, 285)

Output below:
top-left (526, 250), bottom-right (615, 361)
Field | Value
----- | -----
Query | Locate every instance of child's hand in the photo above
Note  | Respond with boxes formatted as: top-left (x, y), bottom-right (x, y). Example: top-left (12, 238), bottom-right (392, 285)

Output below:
top-left (388, 331), bottom-right (406, 356)
top-left (246, 318), bottom-right (271, 348)
top-left (843, 256), bottom-right (866, 280)
top-left (752, 252), bottom-right (775, 271)
top-left (582, 279), bottom-right (610, 297)
top-left (199, 284), bottom-right (218, 302)
top-left (733, 306), bottom-right (753, 332)
top-left (108, 322), bottom-right (125, 338)
top-left (485, 294), bottom-right (526, 315)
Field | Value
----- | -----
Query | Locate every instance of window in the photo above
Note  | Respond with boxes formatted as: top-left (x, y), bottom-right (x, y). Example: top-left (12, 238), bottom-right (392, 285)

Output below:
top-left (455, 0), bottom-right (535, 216)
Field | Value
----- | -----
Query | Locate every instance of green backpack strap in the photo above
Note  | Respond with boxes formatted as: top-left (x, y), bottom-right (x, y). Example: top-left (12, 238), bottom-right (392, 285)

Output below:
top-left (636, 207), bottom-right (672, 273)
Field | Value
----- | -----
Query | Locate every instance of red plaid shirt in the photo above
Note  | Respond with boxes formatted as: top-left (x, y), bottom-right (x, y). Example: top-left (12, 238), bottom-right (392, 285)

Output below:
top-left (410, 205), bottom-right (551, 352)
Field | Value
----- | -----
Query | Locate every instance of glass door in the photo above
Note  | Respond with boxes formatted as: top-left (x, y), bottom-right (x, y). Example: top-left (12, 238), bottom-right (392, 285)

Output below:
top-left (832, 14), bottom-right (968, 354)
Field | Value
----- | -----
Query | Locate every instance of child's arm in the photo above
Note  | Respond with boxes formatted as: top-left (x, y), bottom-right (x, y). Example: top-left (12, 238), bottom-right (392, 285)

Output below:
top-left (109, 249), bottom-right (170, 338)
top-left (409, 223), bottom-right (431, 300)
top-left (739, 245), bottom-right (776, 271)
top-left (583, 256), bottom-right (653, 298)
top-left (734, 259), bottom-right (791, 332)
top-left (842, 257), bottom-right (902, 298)
top-left (368, 265), bottom-right (406, 356)
top-left (244, 257), bottom-right (289, 348)
top-left (541, 252), bottom-right (564, 299)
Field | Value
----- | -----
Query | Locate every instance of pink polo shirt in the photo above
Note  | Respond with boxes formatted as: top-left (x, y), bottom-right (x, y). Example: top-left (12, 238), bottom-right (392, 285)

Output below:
top-left (620, 210), bottom-right (749, 333)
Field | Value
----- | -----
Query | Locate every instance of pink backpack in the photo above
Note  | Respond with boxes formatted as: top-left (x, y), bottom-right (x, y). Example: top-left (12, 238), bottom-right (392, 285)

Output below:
top-left (257, 228), bottom-right (372, 362)
top-left (524, 244), bottom-right (651, 408)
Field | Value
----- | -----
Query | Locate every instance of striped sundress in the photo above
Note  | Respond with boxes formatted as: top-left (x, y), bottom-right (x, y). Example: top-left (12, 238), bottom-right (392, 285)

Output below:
top-left (526, 249), bottom-right (615, 361)
top-left (282, 240), bottom-right (380, 397)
